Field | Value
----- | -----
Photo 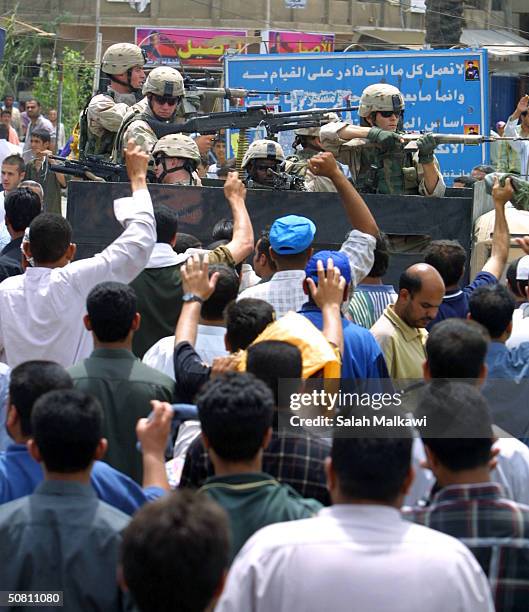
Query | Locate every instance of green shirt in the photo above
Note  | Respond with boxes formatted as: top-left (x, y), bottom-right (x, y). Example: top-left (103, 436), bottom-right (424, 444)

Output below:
top-left (24, 160), bottom-right (63, 215)
top-left (199, 472), bottom-right (322, 562)
top-left (130, 244), bottom-right (236, 358)
top-left (130, 265), bottom-right (183, 358)
top-left (68, 348), bottom-right (174, 483)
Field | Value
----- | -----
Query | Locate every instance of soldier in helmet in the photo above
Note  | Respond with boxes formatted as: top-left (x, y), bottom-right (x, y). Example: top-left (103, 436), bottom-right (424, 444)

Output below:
top-left (113, 66), bottom-right (186, 163)
top-left (80, 43), bottom-right (146, 158)
top-left (152, 134), bottom-right (202, 186)
top-left (320, 83), bottom-right (445, 197)
top-left (241, 139), bottom-right (285, 189)
top-left (283, 113), bottom-right (340, 192)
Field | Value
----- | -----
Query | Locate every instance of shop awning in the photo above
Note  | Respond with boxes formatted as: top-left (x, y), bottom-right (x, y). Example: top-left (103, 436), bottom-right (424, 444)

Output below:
top-left (461, 29), bottom-right (529, 57)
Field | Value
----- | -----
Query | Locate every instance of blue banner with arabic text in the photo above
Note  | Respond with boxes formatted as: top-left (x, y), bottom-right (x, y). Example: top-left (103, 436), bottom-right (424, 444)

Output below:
top-left (225, 49), bottom-right (489, 185)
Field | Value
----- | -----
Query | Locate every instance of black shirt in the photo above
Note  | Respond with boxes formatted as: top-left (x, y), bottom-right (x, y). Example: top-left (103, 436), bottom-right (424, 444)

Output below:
top-left (0, 236), bottom-right (23, 283)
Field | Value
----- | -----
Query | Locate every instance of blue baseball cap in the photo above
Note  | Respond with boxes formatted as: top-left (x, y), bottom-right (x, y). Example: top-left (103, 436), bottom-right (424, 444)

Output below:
top-left (305, 250), bottom-right (352, 286)
top-left (269, 215), bottom-right (316, 255)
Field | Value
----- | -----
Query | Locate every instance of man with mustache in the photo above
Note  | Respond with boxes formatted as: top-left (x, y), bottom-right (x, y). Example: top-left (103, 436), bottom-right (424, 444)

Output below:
top-left (370, 263), bottom-right (445, 380)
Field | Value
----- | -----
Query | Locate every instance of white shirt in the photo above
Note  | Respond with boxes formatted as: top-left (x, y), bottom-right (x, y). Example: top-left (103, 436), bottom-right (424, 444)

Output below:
top-left (0, 189), bottom-right (155, 368)
top-left (506, 304), bottom-right (529, 349)
top-left (0, 139), bottom-right (20, 169)
top-left (145, 242), bottom-right (183, 269)
top-left (143, 324), bottom-right (227, 378)
top-left (505, 116), bottom-right (529, 178)
top-left (239, 263), bottom-right (261, 293)
top-left (237, 229), bottom-right (376, 318)
top-left (408, 434), bottom-right (529, 507)
top-left (217, 505), bottom-right (493, 612)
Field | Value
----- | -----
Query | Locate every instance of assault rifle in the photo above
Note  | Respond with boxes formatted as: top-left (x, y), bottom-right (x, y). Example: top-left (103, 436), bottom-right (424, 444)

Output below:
top-left (183, 76), bottom-right (288, 100)
top-left (47, 155), bottom-right (156, 183)
top-left (145, 105), bottom-right (356, 139)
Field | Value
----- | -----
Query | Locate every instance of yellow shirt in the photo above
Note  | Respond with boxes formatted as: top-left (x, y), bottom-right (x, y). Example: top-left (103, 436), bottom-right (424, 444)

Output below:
top-left (237, 311), bottom-right (341, 379)
top-left (370, 305), bottom-right (427, 381)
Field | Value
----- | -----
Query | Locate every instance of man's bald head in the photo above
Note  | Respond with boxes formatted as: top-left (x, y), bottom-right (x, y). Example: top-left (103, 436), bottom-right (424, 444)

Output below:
top-left (395, 263), bottom-right (445, 328)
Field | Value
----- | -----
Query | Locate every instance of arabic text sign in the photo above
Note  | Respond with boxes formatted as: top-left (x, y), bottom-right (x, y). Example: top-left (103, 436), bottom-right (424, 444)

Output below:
top-left (262, 30), bottom-right (335, 54)
top-left (225, 49), bottom-right (489, 183)
top-left (135, 28), bottom-right (247, 67)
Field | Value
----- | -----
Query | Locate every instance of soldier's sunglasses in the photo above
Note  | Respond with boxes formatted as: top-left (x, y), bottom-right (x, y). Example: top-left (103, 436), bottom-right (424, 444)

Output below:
top-left (378, 110), bottom-right (401, 118)
top-left (152, 94), bottom-right (179, 106)
top-left (521, 111), bottom-right (528, 117)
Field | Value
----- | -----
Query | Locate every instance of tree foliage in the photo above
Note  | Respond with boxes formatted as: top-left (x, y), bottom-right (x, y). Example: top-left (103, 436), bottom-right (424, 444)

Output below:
top-left (32, 48), bottom-right (94, 134)
top-left (0, 12), bottom-right (46, 95)
top-left (0, 5), bottom-right (92, 134)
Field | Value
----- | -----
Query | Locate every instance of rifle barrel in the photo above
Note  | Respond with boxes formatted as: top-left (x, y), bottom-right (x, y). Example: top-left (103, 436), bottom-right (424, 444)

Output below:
top-left (401, 133), bottom-right (529, 145)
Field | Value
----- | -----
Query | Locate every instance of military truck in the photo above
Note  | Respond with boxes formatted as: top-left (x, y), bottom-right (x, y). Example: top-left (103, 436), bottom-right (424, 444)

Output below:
top-left (66, 181), bottom-right (473, 287)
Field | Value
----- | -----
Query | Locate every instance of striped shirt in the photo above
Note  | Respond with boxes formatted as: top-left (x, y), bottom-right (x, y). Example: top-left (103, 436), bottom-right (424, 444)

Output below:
top-left (404, 482), bottom-right (529, 612)
top-left (347, 284), bottom-right (397, 329)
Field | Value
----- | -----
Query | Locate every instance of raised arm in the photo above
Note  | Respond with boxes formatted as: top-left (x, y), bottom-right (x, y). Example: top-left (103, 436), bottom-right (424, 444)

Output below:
top-left (308, 152), bottom-right (378, 236)
top-left (320, 122), bottom-right (402, 159)
top-left (174, 254), bottom-right (219, 347)
top-left (305, 257), bottom-right (346, 355)
top-left (65, 139), bottom-right (156, 294)
top-left (504, 96), bottom-right (529, 154)
top-left (482, 176), bottom-right (511, 279)
top-left (308, 152), bottom-right (377, 287)
top-left (136, 400), bottom-right (174, 491)
top-left (222, 172), bottom-right (254, 264)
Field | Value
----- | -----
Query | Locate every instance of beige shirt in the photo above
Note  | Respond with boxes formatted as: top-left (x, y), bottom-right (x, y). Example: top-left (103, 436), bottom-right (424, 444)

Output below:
top-left (370, 304), bottom-right (427, 380)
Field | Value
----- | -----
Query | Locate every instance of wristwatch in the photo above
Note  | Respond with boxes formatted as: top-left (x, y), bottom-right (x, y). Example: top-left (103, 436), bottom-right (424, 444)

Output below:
top-left (182, 293), bottom-right (204, 304)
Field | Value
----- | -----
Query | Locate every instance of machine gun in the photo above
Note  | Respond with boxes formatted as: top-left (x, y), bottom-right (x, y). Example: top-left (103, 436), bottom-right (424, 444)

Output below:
top-left (183, 76), bottom-right (289, 100)
top-left (266, 167), bottom-right (307, 191)
top-left (47, 155), bottom-right (156, 183)
top-left (145, 104), bottom-right (356, 139)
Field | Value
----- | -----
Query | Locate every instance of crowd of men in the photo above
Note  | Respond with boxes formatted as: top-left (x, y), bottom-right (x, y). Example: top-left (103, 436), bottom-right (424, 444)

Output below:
top-left (1, 40), bottom-right (529, 612)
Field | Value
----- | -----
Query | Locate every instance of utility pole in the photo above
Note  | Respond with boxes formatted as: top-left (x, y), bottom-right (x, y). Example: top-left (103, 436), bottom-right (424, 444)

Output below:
top-left (55, 58), bottom-right (64, 154)
top-left (92, 0), bottom-right (102, 94)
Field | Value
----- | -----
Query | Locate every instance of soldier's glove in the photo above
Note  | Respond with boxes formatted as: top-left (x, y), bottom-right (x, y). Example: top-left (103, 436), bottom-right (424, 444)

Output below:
top-left (367, 127), bottom-right (403, 151)
top-left (417, 133), bottom-right (437, 164)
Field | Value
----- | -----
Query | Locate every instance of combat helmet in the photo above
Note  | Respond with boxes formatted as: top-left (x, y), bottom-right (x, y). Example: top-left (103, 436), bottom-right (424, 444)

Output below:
top-left (153, 134), bottom-right (201, 165)
top-left (142, 67), bottom-right (185, 98)
top-left (358, 84), bottom-right (405, 118)
top-left (102, 43), bottom-right (145, 75)
top-left (294, 112), bottom-right (339, 137)
top-left (241, 139), bottom-right (285, 169)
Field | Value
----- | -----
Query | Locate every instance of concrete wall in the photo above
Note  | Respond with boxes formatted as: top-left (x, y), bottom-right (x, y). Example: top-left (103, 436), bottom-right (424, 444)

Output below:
top-left (4, 0), bottom-right (525, 53)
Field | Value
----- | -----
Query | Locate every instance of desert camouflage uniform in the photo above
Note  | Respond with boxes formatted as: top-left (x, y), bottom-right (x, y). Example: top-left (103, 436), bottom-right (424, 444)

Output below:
top-left (113, 66), bottom-right (195, 163)
top-left (85, 90), bottom-right (138, 158)
top-left (284, 149), bottom-right (337, 193)
top-left (82, 43), bottom-right (145, 158)
top-left (320, 121), bottom-right (446, 197)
